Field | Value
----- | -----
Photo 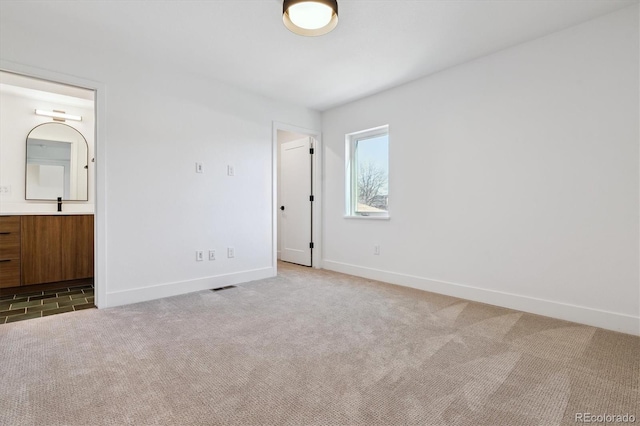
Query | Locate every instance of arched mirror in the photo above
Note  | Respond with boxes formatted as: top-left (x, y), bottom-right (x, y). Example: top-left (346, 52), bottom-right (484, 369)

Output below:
top-left (25, 122), bottom-right (89, 201)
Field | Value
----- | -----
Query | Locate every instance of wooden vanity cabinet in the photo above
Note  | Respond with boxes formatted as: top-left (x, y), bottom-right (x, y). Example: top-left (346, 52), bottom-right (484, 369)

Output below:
top-left (0, 216), bottom-right (21, 288)
top-left (61, 215), bottom-right (94, 281)
top-left (20, 215), bottom-right (94, 286)
top-left (21, 216), bottom-right (63, 285)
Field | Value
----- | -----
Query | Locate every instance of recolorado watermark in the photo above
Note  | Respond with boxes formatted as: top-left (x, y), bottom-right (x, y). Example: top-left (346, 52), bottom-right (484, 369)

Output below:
top-left (575, 413), bottom-right (636, 423)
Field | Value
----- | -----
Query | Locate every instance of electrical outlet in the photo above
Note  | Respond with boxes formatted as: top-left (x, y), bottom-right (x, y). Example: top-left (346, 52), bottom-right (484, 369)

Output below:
top-left (196, 250), bottom-right (204, 261)
top-left (195, 162), bottom-right (203, 173)
top-left (208, 250), bottom-right (216, 261)
top-left (227, 165), bottom-right (235, 176)
top-left (227, 247), bottom-right (235, 258)
top-left (0, 185), bottom-right (10, 194)
top-left (374, 245), bottom-right (380, 255)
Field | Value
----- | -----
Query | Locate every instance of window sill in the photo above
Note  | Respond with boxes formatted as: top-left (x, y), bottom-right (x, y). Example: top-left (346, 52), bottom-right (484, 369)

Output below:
top-left (344, 215), bottom-right (390, 221)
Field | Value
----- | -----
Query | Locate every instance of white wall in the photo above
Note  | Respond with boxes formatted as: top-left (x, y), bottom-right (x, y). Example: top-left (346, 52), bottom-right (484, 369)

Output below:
top-left (322, 6), bottom-right (639, 334)
top-left (1, 15), bottom-right (321, 307)
top-left (0, 90), bottom-right (95, 214)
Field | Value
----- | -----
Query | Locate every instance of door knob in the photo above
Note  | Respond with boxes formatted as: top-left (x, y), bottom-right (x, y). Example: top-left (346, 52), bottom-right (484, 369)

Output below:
top-left (280, 206), bottom-right (285, 211)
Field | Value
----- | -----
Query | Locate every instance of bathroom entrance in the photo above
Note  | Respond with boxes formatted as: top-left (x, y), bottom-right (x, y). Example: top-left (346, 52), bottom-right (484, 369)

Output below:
top-left (0, 70), bottom-right (98, 324)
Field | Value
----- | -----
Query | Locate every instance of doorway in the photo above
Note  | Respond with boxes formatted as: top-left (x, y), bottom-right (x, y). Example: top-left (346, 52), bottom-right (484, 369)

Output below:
top-left (275, 124), bottom-right (321, 269)
top-left (280, 135), bottom-right (313, 266)
top-left (0, 68), bottom-right (100, 323)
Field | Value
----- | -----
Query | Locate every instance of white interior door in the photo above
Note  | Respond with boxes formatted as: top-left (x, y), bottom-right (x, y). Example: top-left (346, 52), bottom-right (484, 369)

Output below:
top-left (280, 137), bottom-right (312, 266)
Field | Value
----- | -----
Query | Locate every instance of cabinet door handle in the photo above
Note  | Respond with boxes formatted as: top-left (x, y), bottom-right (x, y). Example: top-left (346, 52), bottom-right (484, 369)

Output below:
top-left (0, 232), bottom-right (10, 235)
top-left (0, 259), bottom-right (11, 263)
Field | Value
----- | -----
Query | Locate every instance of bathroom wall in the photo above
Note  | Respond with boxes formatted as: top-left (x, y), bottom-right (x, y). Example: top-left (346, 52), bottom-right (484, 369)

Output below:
top-left (0, 79), bottom-right (95, 214)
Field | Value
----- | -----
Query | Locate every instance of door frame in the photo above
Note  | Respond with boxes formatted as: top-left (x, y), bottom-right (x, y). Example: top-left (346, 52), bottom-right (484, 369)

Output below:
top-left (1, 59), bottom-right (107, 308)
top-left (272, 121), bottom-right (322, 271)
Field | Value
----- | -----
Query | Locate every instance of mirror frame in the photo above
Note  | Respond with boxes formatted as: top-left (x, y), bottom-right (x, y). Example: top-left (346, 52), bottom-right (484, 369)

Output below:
top-left (25, 122), bottom-right (89, 201)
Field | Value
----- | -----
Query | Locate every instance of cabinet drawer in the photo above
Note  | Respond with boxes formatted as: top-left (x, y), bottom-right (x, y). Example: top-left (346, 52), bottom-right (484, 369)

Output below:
top-left (0, 216), bottom-right (20, 233)
top-left (0, 232), bottom-right (20, 259)
top-left (0, 258), bottom-right (20, 288)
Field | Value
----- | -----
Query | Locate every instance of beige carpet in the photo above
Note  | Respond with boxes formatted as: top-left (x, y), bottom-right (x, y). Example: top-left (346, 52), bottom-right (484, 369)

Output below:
top-left (0, 262), bottom-right (638, 425)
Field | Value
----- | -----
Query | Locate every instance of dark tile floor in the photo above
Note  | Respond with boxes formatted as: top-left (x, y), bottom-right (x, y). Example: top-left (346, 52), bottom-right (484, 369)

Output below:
top-left (0, 284), bottom-right (95, 324)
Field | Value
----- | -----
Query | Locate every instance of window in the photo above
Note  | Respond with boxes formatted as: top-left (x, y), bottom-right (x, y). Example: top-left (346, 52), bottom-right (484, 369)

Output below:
top-left (345, 125), bottom-right (389, 218)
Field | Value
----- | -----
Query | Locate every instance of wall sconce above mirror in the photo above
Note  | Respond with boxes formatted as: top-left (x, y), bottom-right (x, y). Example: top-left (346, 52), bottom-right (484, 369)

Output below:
top-left (25, 122), bottom-right (89, 201)
top-left (35, 109), bottom-right (82, 122)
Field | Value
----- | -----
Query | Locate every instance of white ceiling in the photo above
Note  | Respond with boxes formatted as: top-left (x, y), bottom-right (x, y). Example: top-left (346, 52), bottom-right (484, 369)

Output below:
top-left (1, 0), bottom-right (637, 111)
top-left (0, 71), bottom-right (95, 107)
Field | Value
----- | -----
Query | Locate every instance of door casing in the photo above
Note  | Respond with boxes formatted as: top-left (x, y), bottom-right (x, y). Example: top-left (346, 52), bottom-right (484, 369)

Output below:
top-left (1, 59), bottom-right (106, 308)
top-left (273, 122), bottom-right (322, 272)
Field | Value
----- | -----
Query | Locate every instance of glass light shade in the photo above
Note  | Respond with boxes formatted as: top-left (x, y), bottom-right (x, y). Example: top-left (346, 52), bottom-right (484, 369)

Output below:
top-left (283, 0), bottom-right (338, 36)
top-left (288, 3), bottom-right (333, 30)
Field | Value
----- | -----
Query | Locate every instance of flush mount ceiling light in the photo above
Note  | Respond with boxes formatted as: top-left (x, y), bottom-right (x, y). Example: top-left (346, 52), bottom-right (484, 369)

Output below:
top-left (283, 0), bottom-right (338, 36)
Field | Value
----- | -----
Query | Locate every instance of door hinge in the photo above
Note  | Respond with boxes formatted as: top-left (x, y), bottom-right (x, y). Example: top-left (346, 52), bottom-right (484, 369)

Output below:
top-left (310, 195), bottom-right (314, 202)
top-left (309, 242), bottom-right (314, 249)
top-left (310, 148), bottom-right (314, 154)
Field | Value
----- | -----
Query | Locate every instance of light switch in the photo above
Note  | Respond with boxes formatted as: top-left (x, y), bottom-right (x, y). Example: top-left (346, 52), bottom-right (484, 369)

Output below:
top-left (196, 162), bottom-right (203, 173)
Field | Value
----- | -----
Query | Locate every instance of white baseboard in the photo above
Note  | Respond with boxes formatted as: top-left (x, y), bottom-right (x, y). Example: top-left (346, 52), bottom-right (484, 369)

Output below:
top-left (104, 267), bottom-right (275, 308)
top-left (322, 260), bottom-right (640, 336)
